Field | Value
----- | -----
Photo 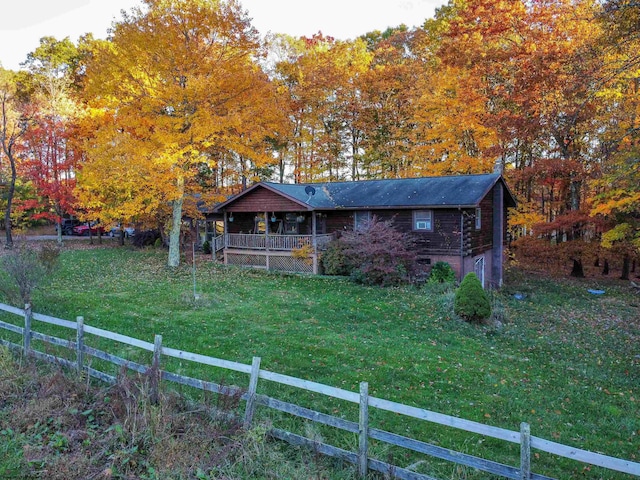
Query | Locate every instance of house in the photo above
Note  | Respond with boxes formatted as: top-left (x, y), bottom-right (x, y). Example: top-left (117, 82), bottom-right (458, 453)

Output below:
top-left (209, 173), bottom-right (517, 288)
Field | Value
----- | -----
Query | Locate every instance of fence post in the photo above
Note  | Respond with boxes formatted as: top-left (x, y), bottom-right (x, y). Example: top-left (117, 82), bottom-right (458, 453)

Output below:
top-left (358, 381), bottom-right (369, 478)
top-left (520, 422), bottom-right (531, 480)
top-left (150, 334), bottom-right (163, 404)
top-left (76, 316), bottom-right (84, 375)
top-left (244, 356), bottom-right (262, 429)
top-left (23, 303), bottom-right (32, 358)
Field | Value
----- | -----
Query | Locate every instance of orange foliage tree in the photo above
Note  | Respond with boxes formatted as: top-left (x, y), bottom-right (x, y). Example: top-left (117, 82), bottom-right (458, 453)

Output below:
top-left (273, 33), bottom-right (373, 182)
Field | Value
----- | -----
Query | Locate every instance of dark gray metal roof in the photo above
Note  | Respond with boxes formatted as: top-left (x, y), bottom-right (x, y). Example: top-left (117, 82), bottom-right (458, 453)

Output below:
top-left (255, 173), bottom-right (516, 210)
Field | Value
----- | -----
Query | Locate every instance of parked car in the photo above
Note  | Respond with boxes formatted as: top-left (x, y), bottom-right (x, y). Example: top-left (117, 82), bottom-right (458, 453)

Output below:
top-left (109, 225), bottom-right (135, 238)
top-left (73, 223), bottom-right (106, 236)
top-left (55, 219), bottom-right (82, 236)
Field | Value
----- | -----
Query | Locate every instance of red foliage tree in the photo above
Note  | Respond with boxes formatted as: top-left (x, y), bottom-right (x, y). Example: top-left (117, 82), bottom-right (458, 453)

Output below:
top-left (21, 115), bottom-right (79, 226)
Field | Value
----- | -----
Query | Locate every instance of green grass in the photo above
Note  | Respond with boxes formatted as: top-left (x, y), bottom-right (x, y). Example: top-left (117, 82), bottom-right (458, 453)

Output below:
top-left (1, 245), bottom-right (639, 479)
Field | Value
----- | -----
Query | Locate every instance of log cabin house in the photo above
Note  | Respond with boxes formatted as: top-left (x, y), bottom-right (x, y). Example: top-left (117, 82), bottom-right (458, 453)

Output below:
top-left (207, 173), bottom-right (516, 288)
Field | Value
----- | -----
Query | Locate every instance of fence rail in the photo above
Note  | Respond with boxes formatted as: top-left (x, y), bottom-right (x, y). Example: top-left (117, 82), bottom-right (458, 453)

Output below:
top-left (0, 302), bottom-right (638, 479)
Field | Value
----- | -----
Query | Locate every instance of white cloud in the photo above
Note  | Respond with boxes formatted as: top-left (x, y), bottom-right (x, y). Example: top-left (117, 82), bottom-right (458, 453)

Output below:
top-left (1, 0), bottom-right (444, 70)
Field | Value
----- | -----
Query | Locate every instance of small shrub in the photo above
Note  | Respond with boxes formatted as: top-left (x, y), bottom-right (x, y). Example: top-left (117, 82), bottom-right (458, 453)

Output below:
top-left (292, 244), bottom-right (313, 266)
top-left (0, 243), bottom-right (54, 306)
top-left (38, 244), bottom-right (61, 274)
top-left (454, 272), bottom-right (491, 323)
top-left (132, 229), bottom-right (161, 248)
top-left (428, 261), bottom-right (456, 284)
top-left (321, 240), bottom-right (353, 276)
top-left (487, 289), bottom-right (508, 326)
top-left (421, 279), bottom-right (456, 296)
top-left (202, 240), bottom-right (212, 255)
top-left (351, 258), bottom-right (409, 286)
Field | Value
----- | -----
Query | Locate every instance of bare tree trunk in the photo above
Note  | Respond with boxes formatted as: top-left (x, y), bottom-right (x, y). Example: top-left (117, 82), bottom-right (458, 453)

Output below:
top-left (1, 74), bottom-right (30, 250)
top-left (621, 254), bottom-right (630, 281)
top-left (3, 151), bottom-right (16, 249)
top-left (570, 258), bottom-right (585, 278)
top-left (168, 176), bottom-right (184, 268)
top-left (57, 220), bottom-right (63, 245)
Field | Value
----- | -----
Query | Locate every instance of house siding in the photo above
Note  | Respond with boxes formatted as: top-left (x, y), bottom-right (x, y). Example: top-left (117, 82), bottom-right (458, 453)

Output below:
top-left (227, 188), bottom-right (306, 213)
top-left (406, 210), bottom-right (463, 259)
top-left (470, 190), bottom-right (495, 256)
top-left (323, 209), bottom-right (464, 256)
top-left (325, 211), bottom-right (354, 233)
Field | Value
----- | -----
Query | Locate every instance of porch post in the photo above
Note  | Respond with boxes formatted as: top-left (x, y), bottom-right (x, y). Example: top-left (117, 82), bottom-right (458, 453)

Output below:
top-left (492, 181), bottom-right (505, 288)
top-left (264, 211), bottom-right (270, 271)
top-left (312, 211), bottom-right (318, 274)
top-left (223, 211), bottom-right (228, 265)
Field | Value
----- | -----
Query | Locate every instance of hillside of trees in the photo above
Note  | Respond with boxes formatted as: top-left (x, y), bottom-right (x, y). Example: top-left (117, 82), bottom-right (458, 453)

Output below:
top-left (1, 0), bottom-right (638, 273)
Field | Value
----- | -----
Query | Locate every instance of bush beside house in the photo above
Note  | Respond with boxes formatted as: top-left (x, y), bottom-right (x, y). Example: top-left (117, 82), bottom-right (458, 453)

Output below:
top-left (454, 272), bottom-right (491, 323)
top-left (321, 216), bottom-right (416, 286)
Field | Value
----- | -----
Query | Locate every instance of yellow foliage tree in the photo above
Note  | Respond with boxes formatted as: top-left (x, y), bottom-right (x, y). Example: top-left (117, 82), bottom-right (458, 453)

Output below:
top-left (79, 0), bottom-right (282, 266)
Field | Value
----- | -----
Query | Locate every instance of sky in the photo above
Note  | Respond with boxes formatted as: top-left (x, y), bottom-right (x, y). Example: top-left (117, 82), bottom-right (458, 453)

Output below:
top-left (0, 0), bottom-right (446, 71)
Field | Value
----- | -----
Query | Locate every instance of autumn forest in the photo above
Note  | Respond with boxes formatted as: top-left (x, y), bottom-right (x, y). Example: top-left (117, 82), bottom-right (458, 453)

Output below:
top-left (0, 0), bottom-right (638, 273)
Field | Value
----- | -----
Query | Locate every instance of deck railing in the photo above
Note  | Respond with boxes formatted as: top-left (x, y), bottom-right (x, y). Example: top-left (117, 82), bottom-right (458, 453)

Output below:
top-left (213, 235), bottom-right (225, 253)
top-left (224, 233), bottom-right (334, 251)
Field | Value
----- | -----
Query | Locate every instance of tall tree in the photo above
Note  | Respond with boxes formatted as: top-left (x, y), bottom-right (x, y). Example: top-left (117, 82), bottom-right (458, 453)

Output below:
top-left (439, 0), bottom-right (608, 233)
top-left (357, 28), bottom-right (424, 178)
top-left (80, 0), bottom-right (281, 266)
top-left (21, 37), bottom-right (82, 244)
top-left (589, 3), bottom-right (640, 278)
top-left (274, 33), bottom-right (374, 182)
top-left (0, 68), bottom-right (32, 248)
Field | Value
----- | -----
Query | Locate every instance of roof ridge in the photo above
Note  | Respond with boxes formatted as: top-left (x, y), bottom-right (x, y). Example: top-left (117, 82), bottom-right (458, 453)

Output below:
top-left (263, 172), bottom-right (499, 187)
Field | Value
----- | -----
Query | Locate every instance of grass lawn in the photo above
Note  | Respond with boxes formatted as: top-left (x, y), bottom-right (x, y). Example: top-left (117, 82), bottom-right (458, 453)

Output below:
top-left (1, 244), bottom-right (638, 479)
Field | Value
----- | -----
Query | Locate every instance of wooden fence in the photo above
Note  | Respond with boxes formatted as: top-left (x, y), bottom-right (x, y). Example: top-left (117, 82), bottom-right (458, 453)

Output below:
top-left (0, 302), bottom-right (638, 480)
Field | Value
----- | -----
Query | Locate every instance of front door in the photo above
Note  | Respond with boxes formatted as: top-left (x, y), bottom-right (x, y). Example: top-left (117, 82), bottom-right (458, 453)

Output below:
top-left (316, 214), bottom-right (326, 234)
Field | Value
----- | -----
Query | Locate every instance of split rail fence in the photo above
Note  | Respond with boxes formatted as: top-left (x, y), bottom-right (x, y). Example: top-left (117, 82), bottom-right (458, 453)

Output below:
top-left (0, 302), bottom-right (638, 480)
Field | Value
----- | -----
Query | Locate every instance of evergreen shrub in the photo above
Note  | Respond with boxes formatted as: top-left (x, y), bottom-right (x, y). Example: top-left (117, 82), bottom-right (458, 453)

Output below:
top-left (428, 261), bottom-right (456, 284)
top-left (454, 272), bottom-right (491, 323)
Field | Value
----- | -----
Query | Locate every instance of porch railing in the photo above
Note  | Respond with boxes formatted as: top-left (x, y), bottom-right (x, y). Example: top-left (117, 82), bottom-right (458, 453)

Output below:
top-left (223, 233), bottom-right (334, 251)
top-left (213, 234), bottom-right (225, 253)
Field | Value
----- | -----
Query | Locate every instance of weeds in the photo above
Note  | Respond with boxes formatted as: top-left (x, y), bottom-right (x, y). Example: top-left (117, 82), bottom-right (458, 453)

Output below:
top-left (0, 348), bottom-right (357, 479)
top-left (0, 242), bottom-right (59, 307)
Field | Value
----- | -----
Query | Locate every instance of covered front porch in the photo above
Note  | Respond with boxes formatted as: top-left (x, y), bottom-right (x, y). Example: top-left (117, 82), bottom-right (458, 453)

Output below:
top-left (211, 210), bottom-right (334, 274)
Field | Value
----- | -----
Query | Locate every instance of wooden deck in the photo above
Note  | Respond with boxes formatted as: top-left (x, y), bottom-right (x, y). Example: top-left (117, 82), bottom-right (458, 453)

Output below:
top-left (213, 233), bottom-right (335, 274)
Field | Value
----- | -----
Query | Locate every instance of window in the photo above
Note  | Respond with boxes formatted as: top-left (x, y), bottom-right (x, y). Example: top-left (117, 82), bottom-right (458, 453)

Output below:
top-left (354, 211), bottom-right (372, 231)
top-left (285, 213), bottom-right (299, 234)
top-left (475, 208), bottom-right (481, 230)
top-left (413, 210), bottom-right (433, 231)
